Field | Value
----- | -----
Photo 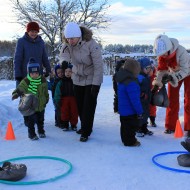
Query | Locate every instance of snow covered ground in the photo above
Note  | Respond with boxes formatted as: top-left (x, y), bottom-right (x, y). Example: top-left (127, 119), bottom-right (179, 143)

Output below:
top-left (0, 76), bottom-right (189, 190)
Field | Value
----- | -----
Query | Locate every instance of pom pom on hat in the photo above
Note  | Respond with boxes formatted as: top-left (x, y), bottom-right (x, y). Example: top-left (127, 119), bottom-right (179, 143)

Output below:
top-left (26, 22), bottom-right (40, 33)
top-left (61, 61), bottom-right (73, 70)
top-left (27, 57), bottom-right (40, 74)
top-left (154, 34), bottom-right (172, 56)
top-left (64, 22), bottom-right (82, 38)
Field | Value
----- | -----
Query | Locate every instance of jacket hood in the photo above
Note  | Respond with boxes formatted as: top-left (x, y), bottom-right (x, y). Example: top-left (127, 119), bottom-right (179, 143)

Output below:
top-left (115, 69), bottom-right (136, 83)
top-left (169, 38), bottom-right (179, 54)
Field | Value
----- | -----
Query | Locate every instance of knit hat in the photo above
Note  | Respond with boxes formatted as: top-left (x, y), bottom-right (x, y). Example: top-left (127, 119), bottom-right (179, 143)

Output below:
top-left (154, 34), bottom-right (173, 56)
top-left (122, 58), bottom-right (141, 77)
top-left (138, 57), bottom-right (152, 69)
top-left (61, 61), bottom-right (73, 70)
top-left (27, 58), bottom-right (40, 74)
top-left (64, 22), bottom-right (82, 38)
top-left (54, 64), bottom-right (61, 77)
top-left (26, 22), bottom-right (40, 33)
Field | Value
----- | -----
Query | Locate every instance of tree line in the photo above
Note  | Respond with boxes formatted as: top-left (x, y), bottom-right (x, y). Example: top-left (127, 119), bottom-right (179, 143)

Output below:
top-left (0, 40), bottom-right (153, 58)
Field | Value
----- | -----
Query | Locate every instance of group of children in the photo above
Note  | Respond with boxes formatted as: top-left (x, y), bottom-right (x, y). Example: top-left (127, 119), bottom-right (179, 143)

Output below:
top-left (48, 61), bottom-right (78, 131)
top-left (12, 58), bottom-right (78, 140)
top-left (114, 57), bottom-right (157, 147)
top-left (12, 55), bottom-right (157, 145)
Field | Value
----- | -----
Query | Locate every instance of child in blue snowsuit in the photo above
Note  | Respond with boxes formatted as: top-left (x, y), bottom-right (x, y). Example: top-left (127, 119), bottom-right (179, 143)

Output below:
top-left (115, 58), bottom-right (143, 147)
top-left (136, 57), bottom-right (153, 137)
top-left (48, 64), bottom-right (64, 127)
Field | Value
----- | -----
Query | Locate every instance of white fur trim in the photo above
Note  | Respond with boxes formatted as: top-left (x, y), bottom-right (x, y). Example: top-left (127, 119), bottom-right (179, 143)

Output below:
top-left (153, 70), bottom-right (169, 87)
top-left (169, 73), bottom-right (178, 87)
top-left (152, 79), bottom-right (163, 87)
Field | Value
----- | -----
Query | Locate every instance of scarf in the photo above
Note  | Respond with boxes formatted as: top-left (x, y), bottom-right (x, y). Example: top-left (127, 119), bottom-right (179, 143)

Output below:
top-left (27, 75), bottom-right (41, 94)
top-left (157, 50), bottom-right (178, 71)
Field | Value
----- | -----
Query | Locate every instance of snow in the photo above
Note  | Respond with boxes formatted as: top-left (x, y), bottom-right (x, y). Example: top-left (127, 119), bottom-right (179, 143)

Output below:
top-left (0, 76), bottom-right (189, 190)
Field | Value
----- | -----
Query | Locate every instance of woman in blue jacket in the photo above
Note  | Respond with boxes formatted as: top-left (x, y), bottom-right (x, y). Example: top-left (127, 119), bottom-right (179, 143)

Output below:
top-left (14, 21), bottom-right (51, 87)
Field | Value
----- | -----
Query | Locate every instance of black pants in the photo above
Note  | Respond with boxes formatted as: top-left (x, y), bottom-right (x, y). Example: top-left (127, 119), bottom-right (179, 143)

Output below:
top-left (120, 116), bottom-right (141, 146)
top-left (73, 85), bottom-right (100, 137)
top-left (25, 110), bottom-right (45, 138)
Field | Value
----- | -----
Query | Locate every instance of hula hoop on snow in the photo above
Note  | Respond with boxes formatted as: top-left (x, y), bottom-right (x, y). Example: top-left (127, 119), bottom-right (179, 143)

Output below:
top-left (0, 156), bottom-right (72, 185)
top-left (152, 151), bottom-right (190, 174)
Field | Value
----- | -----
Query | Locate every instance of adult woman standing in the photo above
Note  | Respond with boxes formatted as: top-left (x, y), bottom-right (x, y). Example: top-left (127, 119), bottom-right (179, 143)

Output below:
top-left (14, 21), bottom-right (51, 87)
top-left (153, 34), bottom-right (190, 137)
top-left (59, 22), bottom-right (103, 142)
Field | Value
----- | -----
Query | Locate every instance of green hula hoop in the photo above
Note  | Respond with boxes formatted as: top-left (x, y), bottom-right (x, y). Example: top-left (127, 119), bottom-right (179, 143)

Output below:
top-left (0, 156), bottom-right (72, 185)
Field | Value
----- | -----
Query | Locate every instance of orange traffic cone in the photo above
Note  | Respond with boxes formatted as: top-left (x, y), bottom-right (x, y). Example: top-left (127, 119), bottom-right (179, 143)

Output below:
top-left (174, 120), bottom-right (184, 138)
top-left (4, 121), bottom-right (16, 140)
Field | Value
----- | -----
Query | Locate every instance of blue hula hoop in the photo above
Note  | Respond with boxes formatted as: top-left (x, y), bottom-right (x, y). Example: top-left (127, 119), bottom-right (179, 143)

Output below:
top-left (0, 156), bottom-right (72, 185)
top-left (152, 151), bottom-right (190, 174)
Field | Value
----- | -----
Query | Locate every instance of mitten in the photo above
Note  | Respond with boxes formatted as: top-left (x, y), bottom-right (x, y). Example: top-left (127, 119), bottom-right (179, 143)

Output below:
top-left (162, 74), bottom-right (173, 84)
top-left (91, 85), bottom-right (100, 98)
top-left (15, 77), bottom-right (23, 82)
top-left (12, 93), bottom-right (19, 100)
top-left (151, 85), bottom-right (159, 94)
top-left (152, 70), bottom-right (169, 87)
top-left (44, 72), bottom-right (49, 78)
top-left (12, 89), bottom-right (24, 100)
top-left (168, 72), bottom-right (178, 87)
top-left (141, 92), bottom-right (148, 100)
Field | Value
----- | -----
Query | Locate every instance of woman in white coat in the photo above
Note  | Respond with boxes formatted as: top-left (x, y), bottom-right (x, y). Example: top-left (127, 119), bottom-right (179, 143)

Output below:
top-left (59, 22), bottom-right (103, 142)
top-left (153, 34), bottom-right (190, 136)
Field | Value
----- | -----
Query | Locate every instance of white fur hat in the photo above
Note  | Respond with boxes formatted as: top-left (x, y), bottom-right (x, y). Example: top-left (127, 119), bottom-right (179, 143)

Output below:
top-left (64, 22), bottom-right (82, 38)
top-left (154, 34), bottom-right (173, 56)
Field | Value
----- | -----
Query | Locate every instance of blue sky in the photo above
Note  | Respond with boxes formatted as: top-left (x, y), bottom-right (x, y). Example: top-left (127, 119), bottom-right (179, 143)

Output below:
top-left (1, 0), bottom-right (190, 48)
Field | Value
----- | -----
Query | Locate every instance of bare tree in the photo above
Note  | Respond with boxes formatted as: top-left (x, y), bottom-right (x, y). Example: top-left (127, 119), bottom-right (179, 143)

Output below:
top-left (10, 0), bottom-right (110, 63)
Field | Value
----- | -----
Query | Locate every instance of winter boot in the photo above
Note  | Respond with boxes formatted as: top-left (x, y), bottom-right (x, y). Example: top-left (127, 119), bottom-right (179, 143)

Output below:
top-left (80, 135), bottom-right (88, 142)
top-left (149, 116), bottom-right (157, 127)
top-left (71, 125), bottom-right (77, 131)
top-left (62, 121), bottom-right (69, 131)
top-left (164, 129), bottom-right (175, 134)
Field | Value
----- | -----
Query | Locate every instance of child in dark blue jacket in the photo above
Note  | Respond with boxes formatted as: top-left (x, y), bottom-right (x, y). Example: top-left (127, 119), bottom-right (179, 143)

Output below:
top-left (115, 58), bottom-right (143, 147)
top-left (136, 57), bottom-right (153, 137)
top-left (48, 64), bottom-right (64, 127)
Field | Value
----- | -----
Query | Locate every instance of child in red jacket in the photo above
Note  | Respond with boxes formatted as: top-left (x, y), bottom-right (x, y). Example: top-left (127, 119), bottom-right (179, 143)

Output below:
top-left (54, 62), bottom-right (78, 131)
top-left (149, 65), bottom-right (157, 127)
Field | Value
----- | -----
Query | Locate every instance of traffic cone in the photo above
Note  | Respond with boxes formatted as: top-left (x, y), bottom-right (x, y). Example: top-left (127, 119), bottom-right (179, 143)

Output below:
top-left (174, 120), bottom-right (184, 138)
top-left (4, 121), bottom-right (16, 140)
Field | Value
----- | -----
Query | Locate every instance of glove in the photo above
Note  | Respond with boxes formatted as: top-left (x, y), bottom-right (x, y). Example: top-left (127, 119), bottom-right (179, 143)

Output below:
top-left (12, 93), bottom-right (19, 100)
top-left (91, 85), bottom-right (100, 98)
top-left (12, 88), bottom-right (24, 100)
top-left (141, 92), bottom-right (148, 100)
top-left (162, 74), bottom-right (173, 84)
top-left (151, 85), bottom-right (159, 94)
top-left (137, 114), bottom-right (143, 120)
top-left (15, 77), bottom-right (23, 82)
top-left (44, 72), bottom-right (49, 78)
